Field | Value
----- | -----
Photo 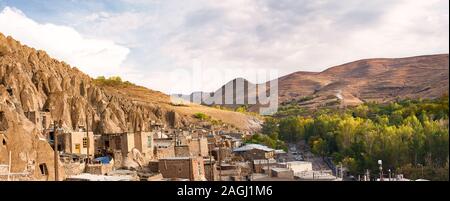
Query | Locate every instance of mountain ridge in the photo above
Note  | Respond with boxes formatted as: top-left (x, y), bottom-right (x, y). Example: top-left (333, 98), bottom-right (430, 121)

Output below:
top-left (181, 54), bottom-right (449, 111)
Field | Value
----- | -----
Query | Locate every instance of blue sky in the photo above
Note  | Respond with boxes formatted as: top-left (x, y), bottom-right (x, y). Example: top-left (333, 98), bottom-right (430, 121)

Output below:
top-left (0, 0), bottom-right (448, 94)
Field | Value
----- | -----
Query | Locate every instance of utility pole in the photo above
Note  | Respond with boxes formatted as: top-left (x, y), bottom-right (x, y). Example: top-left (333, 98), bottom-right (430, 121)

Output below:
top-left (335, 165), bottom-right (338, 179)
top-left (189, 157), bottom-right (193, 181)
top-left (218, 143), bottom-right (222, 181)
top-left (85, 106), bottom-right (90, 164)
top-left (174, 128), bottom-right (178, 147)
top-left (366, 169), bottom-right (370, 181)
top-left (7, 151), bottom-right (11, 181)
top-left (53, 121), bottom-right (59, 181)
top-left (388, 169), bottom-right (391, 181)
top-left (378, 160), bottom-right (383, 181)
top-left (92, 110), bottom-right (95, 157)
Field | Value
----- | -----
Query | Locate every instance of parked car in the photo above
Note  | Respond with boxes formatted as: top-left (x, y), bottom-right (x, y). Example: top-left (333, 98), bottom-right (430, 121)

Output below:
top-left (295, 155), bottom-right (304, 161)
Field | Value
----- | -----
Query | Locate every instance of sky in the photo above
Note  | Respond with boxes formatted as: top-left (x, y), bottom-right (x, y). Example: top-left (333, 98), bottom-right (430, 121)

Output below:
top-left (0, 0), bottom-right (448, 94)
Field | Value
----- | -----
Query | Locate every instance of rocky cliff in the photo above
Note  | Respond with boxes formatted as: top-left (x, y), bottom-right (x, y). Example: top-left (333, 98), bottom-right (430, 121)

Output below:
top-left (0, 33), bottom-right (260, 180)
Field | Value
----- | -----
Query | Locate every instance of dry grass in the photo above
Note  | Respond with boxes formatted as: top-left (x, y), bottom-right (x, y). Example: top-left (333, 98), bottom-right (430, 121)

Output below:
top-left (101, 84), bottom-right (262, 130)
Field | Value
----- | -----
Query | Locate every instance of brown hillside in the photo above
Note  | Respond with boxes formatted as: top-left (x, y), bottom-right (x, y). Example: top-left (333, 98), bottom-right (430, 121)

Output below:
top-left (0, 33), bottom-right (260, 180)
top-left (278, 54), bottom-right (449, 107)
top-left (193, 54), bottom-right (449, 110)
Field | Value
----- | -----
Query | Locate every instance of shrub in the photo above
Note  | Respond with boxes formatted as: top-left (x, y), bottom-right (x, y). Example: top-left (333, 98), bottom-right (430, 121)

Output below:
top-left (193, 112), bottom-right (210, 120)
top-left (94, 76), bottom-right (134, 86)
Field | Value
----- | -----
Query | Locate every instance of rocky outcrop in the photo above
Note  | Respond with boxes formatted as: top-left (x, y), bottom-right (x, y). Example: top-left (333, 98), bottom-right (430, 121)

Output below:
top-left (0, 33), bottom-right (260, 180)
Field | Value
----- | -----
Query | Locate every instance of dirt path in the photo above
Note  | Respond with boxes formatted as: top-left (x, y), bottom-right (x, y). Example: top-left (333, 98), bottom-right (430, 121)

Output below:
top-left (295, 140), bottom-right (332, 171)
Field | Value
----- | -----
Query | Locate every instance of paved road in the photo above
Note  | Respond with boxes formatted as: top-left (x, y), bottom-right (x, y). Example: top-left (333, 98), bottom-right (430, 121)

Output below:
top-left (287, 141), bottom-right (332, 171)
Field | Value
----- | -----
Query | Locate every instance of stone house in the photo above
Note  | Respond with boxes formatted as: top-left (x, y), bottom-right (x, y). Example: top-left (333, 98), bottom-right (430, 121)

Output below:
top-left (154, 138), bottom-right (175, 159)
top-left (57, 131), bottom-right (94, 156)
top-left (24, 111), bottom-right (52, 130)
top-left (233, 144), bottom-right (275, 161)
top-left (187, 137), bottom-right (209, 157)
top-left (253, 158), bottom-right (277, 173)
top-left (97, 131), bottom-right (153, 159)
top-left (158, 156), bottom-right (206, 181)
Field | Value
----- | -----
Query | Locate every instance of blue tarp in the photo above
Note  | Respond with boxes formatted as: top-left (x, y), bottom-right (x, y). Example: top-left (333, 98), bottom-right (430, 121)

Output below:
top-left (94, 156), bottom-right (111, 164)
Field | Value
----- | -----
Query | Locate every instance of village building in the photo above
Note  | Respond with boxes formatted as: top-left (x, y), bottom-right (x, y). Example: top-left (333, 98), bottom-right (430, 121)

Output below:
top-left (176, 132), bottom-right (192, 145)
top-left (211, 147), bottom-right (232, 161)
top-left (24, 110), bottom-right (52, 130)
top-left (217, 163), bottom-right (241, 181)
top-left (57, 131), bottom-right (94, 156)
top-left (233, 144), bottom-right (275, 161)
top-left (133, 131), bottom-right (153, 158)
top-left (153, 131), bottom-right (169, 139)
top-left (252, 158), bottom-right (277, 173)
top-left (235, 161), bottom-right (252, 179)
top-left (96, 131), bottom-right (154, 159)
top-left (203, 158), bottom-right (218, 181)
top-left (147, 160), bottom-right (159, 172)
top-left (190, 129), bottom-right (210, 138)
top-left (271, 168), bottom-right (294, 179)
top-left (278, 161), bottom-right (313, 174)
top-left (84, 163), bottom-right (113, 176)
top-left (224, 132), bottom-right (245, 140)
top-left (66, 172), bottom-right (138, 181)
top-left (274, 149), bottom-right (288, 162)
top-left (217, 162), bottom-right (251, 181)
top-left (174, 145), bottom-right (190, 157)
top-left (154, 138), bottom-right (175, 158)
top-left (158, 156), bottom-right (206, 181)
top-left (187, 137), bottom-right (209, 157)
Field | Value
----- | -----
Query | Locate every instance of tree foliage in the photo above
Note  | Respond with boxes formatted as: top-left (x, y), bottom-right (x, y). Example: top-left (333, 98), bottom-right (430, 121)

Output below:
top-left (245, 133), bottom-right (287, 151)
top-left (94, 76), bottom-right (134, 86)
top-left (262, 96), bottom-right (449, 180)
top-left (193, 112), bottom-right (211, 120)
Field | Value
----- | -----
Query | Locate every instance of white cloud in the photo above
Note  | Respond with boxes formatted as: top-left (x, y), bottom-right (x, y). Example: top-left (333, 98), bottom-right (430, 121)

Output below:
top-left (0, 7), bottom-right (130, 77)
top-left (160, 0), bottom-right (449, 94)
top-left (76, 11), bottom-right (156, 47)
top-left (0, 0), bottom-right (448, 95)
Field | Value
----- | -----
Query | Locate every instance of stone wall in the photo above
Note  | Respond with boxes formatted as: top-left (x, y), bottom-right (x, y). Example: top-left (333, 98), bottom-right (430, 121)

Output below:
top-left (174, 146), bottom-right (190, 157)
top-left (155, 147), bottom-right (175, 159)
top-left (158, 157), bottom-right (205, 181)
top-left (188, 138), bottom-right (209, 157)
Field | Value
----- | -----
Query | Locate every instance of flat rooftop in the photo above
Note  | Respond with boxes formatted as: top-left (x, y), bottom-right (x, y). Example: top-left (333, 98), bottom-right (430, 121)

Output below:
top-left (67, 173), bottom-right (134, 181)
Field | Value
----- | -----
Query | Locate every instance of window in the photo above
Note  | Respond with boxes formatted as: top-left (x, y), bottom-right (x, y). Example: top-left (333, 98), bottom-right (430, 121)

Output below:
top-left (83, 137), bottom-right (88, 148)
top-left (115, 137), bottom-right (121, 148)
top-left (39, 163), bottom-right (48, 175)
top-left (147, 136), bottom-right (152, 148)
top-left (75, 144), bottom-right (81, 152)
top-left (42, 116), bottom-right (46, 129)
top-left (49, 132), bottom-right (54, 141)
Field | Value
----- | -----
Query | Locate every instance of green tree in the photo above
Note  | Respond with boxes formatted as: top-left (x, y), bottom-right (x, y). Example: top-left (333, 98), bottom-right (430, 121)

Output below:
top-left (262, 117), bottom-right (279, 140)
